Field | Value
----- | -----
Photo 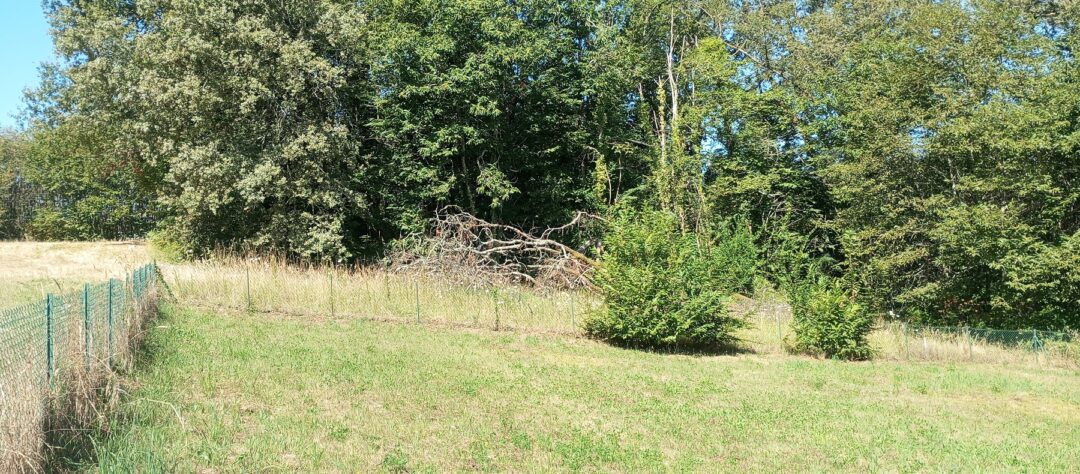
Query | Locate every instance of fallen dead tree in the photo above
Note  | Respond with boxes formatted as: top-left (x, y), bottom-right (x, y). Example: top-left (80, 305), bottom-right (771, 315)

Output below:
top-left (392, 206), bottom-right (603, 290)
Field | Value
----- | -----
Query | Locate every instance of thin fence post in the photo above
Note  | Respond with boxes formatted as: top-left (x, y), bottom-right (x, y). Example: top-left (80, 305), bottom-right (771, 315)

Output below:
top-left (570, 291), bottom-right (576, 330)
top-left (414, 277), bottom-right (421, 324)
top-left (493, 288), bottom-right (501, 331)
top-left (329, 269), bottom-right (335, 319)
top-left (922, 330), bottom-right (928, 359)
top-left (776, 312), bottom-right (783, 346)
top-left (46, 293), bottom-right (54, 386)
top-left (965, 326), bottom-right (972, 360)
top-left (107, 279), bottom-right (114, 365)
top-left (384, 262), bottom-right (391, 303)
top-left (1033, 330), bottom-right (1041, 365)
top-left (245, 264), bottom-right (252, 313)
top-left (83, 283), bottom-right (91, 366)
top-left (902, 322), bottom-right (909, 360)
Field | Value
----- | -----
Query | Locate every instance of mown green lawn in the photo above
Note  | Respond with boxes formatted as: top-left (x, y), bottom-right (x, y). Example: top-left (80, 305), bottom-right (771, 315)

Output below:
top-left (82, 307), bottom-right (1079, 472)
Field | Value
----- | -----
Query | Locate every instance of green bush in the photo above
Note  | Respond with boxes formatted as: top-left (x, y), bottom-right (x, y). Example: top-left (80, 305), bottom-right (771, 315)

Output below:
top-left (584, 209), bottom-right (758, 351)
top-left (24, 208), bottom-right (78, 241)
top-left (788, 279), bottom-right (874, 360)
top-left (148, 228), bottom-right (191, 262)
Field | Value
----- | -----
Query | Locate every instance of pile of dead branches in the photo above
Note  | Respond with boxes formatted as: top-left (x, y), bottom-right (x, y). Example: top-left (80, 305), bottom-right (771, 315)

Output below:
top-left (391, 206), bottom-right (603, 290)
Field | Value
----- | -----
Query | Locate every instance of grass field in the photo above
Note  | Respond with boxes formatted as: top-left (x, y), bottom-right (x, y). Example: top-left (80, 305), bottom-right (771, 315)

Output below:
top-left (82, 306), bottom-right (1079, 472)
top-left (0, 241), bottom-right (149, 308)
top-left (3, 242), bottom-right (1079, 472)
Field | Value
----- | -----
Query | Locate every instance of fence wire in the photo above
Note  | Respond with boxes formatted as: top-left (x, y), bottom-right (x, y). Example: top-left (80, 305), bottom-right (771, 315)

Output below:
top-left (0, 263), bottom-right (159, 398)
top-left (892, 322), bottom-right (1076, 364)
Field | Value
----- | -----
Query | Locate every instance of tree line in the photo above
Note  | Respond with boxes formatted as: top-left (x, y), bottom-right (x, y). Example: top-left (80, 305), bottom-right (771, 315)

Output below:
top-left (2, 0), bottom-right (1078, 331)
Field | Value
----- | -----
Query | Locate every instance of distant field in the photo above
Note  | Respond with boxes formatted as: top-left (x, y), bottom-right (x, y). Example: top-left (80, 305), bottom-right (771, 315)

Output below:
top-left (81, 307), bottom-right (1079, 472)
top-left (0, 241), bottom-right (150, 307)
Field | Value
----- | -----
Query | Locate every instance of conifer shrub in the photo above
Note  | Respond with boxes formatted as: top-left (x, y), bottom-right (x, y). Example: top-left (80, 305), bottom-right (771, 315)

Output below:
top-left (585, 208), bottom-right (758, 351)
top-left (788, 278), bottom-right (873, 360)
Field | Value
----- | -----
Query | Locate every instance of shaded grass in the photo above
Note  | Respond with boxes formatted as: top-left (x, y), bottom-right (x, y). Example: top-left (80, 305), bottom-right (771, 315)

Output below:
top-left (87, 306), bottom-right (1080, 472)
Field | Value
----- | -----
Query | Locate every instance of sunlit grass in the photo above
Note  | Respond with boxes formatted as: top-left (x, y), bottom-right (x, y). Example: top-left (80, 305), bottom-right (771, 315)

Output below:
top-left (0, 241), bottom-right (150, 308)
top-left (165, 257), bottom-right (598, 335)
top-left (161, 257), bottom-right (1080, 370)
top-left (4, 242), bottom-right (1079, 471)
top-left (86, 306), bottom-right (1080, 472)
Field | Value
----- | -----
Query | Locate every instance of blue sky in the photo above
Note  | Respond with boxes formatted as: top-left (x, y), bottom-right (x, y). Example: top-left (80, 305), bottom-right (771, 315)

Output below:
top-left (0, 2), bottom-right (55, 129)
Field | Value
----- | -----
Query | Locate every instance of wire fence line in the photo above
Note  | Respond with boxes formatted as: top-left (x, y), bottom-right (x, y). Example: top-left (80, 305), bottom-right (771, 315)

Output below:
top-left (745, 305), bottom-right (1078, 367)
top-left (171, 262), bottom-right (1077, 369)
top-left (167, 262), bottom-right (600, 334)
top-left (893, 322), bottom-right (1075, 363)
top-left (0, 263), bottom-right (159, 384)
top-left (1, 262), bottom-right (162, 470)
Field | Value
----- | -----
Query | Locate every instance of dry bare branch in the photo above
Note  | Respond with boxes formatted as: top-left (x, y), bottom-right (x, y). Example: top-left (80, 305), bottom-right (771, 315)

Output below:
top-left (391, 206), bottom-right (603, 290)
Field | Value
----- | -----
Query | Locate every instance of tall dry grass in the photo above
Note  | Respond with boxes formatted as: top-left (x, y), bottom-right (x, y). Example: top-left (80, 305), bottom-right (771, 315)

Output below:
top-left (733, 292), bottom-right (1079, 369)
top-left (0, 241), bottom-right (150, 308)
top-left (166, 255), bottom-right (598, 334)
top-left (165, 255), bottom-right (1078, 370)
top-left (0, 273), bottom-right (161, 473)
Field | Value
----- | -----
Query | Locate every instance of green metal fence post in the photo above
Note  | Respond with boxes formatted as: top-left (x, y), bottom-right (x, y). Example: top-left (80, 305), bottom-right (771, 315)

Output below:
top-left (329, 269), bottom-right (336, 319)
top-left (46, 293), bottom-right (54, 385)
top-left (384, 262), bottom-right (391, 302)
top-left (414, 277), bottom-right (421, 324)
top-left (570, 291), bottom-right (576, 329)
top-left (776, 312), bottom-right (783, 346)
top-left (107, 278), bottom-right (115, 365)
top-left (922, 330), bottom-right (929, 359)
top-left (83, 283), bottom-right (91, 366)
top-left (1033, 330), bottom-right (1041, 365)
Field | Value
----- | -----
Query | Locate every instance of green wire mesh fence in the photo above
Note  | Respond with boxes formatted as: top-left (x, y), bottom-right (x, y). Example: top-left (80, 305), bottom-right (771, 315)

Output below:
top-left (890, 322), bottom-right (1075, 364)
top-left (742, 304), bottom-right (1077, 366)
top-left (0, 262), bottom-right (160, 407)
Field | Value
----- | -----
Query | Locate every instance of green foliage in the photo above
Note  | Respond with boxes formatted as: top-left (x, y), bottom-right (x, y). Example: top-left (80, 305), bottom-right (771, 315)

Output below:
top-left (788, 278), bottom-right (874, 361)
top-left (7, 118), bottom-right (156, 241)
top-left (585, 208), bottom-right (757, 350)
top-left (21, 0), bottom-right (1080, 330)
top-left (807, 1), bottom-right (1080, 330)
top-left (0, 130), bottom-right (34, 239)
top-left (147, 229), bottom-right (189, 263)
top-left (33, 0), bottom-right (622, 260)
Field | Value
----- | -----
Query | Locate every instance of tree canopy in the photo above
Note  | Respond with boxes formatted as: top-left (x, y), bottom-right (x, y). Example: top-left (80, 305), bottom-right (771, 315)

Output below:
top-left (5, 0), bottom-right (1078, 329)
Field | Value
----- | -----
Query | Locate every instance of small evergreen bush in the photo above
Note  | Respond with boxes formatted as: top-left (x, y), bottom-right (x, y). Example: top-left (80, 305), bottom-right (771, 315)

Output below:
top-left (585, 208), bottom-right (758, 350)
top-left (788, 279), bottom-right (873, 360)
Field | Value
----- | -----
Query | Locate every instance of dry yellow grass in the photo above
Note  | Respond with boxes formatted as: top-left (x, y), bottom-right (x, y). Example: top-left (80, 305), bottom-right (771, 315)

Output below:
top-left (166, 256), bottom-right (598, 334)
top-left (733, 294), bottom-right (1079, 369)
top-left (0, 243), bottom-right (160, 473)
top-left (162, 254), bottom-right (1079, 370)
top-left (3, 242), bottom-right (1073, 370)
top-left (0, 241), bottom-right (151, 307)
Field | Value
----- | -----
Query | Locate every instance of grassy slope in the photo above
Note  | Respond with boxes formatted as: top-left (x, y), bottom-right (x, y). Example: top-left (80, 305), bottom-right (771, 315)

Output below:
top-left (89, 307), bottom-right (1080, 473)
